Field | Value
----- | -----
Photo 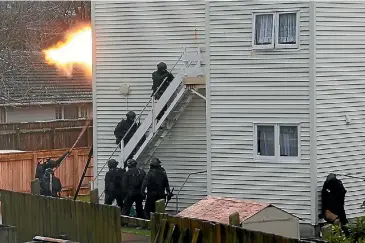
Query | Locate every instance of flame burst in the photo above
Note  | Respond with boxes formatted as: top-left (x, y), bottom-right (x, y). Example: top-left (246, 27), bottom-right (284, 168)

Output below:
top-left (43, 26), bottom-right (92, 77)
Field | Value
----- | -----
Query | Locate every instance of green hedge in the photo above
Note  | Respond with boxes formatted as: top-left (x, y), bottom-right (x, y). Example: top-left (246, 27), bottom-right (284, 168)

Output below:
top-left (324, 216), bottom-right (365, 243)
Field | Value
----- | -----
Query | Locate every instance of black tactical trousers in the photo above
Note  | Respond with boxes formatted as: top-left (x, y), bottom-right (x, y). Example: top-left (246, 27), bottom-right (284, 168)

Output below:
top-left (144, 194), bottom-right (165, 220)
top-left (104, 193), bottom-right (124, 211)
top-left (121, 195), bottom-right (144, 219)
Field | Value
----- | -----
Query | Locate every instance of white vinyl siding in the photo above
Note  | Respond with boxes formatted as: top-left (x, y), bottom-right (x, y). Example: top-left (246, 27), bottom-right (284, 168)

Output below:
top-left (209, 1), bottom-right (311, 223)
top-left (93, 1), bottom-right (207, 208)
top-left (315, 2), bottom-right (365, 220)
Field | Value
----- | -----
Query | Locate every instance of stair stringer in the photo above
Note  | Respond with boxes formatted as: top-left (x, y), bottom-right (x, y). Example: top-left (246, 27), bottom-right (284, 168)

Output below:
top-left (139, 91), bottom-right (194, 169)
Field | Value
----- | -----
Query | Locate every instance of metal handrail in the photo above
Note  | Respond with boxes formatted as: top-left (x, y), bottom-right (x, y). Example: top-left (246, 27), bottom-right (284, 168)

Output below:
top-left (175, 170), bottom-right (207, 214)
top-left (93, 54), bottom-right (183, 183)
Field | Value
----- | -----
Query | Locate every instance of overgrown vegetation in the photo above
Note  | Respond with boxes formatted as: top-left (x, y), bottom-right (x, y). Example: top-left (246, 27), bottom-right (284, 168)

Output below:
top-left (324, 217), bottom-right (365, 243)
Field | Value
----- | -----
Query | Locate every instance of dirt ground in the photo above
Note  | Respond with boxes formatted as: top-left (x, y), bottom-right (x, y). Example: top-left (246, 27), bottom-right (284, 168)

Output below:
top-left (122, 232), bottom-right (150, 243)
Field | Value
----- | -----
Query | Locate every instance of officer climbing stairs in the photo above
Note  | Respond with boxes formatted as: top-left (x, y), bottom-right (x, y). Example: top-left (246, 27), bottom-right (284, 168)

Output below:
top-left (94, 46), bottom-right (205, 203)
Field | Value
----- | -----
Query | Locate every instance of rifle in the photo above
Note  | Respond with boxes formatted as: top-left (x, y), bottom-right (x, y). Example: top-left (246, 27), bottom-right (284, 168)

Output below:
top-left (165, 187), bottom-right (174, 208)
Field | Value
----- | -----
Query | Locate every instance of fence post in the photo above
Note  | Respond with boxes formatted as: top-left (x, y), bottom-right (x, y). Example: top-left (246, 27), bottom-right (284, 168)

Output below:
top-left (31, 179), bottom-right (41, 195)
top-left (89, 181), bottom-right (99, 204)
top-left (229, 212), bottom-right (240, 226)
top-left (73, 150), bottom-right (79, 195)
top-left (16, 127), bottom-right (21, 150)
top-left (155, 199), bottom-right (165, 213)
top-left (52, 128), bottom-right (56, 149)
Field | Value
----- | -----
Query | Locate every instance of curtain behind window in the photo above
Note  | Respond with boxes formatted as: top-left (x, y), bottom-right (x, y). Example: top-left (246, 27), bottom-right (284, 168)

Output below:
top-left (255, 14), bottom-right (273, 45)
top-left (280, 126), bottom-right (298, 156)
top-left (278, 13), bottom-right (296, 44)
top-left (257, 126), bottom-right (275, 156)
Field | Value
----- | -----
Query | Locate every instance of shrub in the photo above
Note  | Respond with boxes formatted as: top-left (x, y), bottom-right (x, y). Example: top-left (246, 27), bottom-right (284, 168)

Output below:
top-left (324, 216), bottom-right (365, 243)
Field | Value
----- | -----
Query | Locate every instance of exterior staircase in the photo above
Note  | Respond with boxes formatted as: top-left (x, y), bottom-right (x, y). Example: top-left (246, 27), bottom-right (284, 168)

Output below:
top-left (120, 47), bottom-right (205, 168)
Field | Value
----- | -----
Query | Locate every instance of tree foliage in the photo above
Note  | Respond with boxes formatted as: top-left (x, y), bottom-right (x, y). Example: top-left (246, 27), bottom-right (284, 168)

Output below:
top-left (324, 217), bottom-right (365, 243)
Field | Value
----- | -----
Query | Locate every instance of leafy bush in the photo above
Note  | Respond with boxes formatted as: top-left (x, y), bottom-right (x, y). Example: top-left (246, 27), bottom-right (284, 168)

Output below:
top-left (324, 217), bottom-right (365, 243)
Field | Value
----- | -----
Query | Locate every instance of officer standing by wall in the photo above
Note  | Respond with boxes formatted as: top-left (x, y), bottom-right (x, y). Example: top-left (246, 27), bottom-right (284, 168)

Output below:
top-left (121, 159), bottom-right (145, 219)
top-left (141, 157), bottom-right (172, 219)
top-left (104, 159), bottom-right (125, 210)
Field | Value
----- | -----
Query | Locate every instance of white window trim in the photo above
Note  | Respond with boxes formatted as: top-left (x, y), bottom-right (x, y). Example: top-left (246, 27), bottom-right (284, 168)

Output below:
top-left (275, 11), bottom-right (300, 49)
top-left (253, 123), bottom-right (301, 162)
top-left (55, 107), bottom-right (64, 120)
top-left (252, 10), bottom-right (300, 50)
top-left (78, 105), bottom-right (89, 119)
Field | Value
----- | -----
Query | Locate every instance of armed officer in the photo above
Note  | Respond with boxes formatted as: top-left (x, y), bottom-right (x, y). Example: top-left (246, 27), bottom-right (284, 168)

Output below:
top-left (121, 159), bottom-right (146, 219)
top-left (104, 159), bottom-right (125, 210)
top-left (40, 168), bottom-right (62, 197)
top-left (35, 151), bottom-right (70, 180)
top-left (141, 157), bottom-right (172, 219)
top-left (114, 111), bottom-right (146, 168)
top-left (151, 62), bottom-right (174, 121)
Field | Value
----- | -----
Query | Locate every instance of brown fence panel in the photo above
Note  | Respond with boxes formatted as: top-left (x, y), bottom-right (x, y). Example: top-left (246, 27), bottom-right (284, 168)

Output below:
top-left (0, 190), bottom-right (121, 243)
top-left (0, 148), bottom-right (93, 197)
top-left (151, 213), bottom-right (306, 243)
top-left (0, 119), bottom-right (93, 151)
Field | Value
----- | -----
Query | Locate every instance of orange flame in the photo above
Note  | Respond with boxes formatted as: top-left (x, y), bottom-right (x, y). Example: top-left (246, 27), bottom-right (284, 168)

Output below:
top-left (43, 25), bottom-right (92, 77)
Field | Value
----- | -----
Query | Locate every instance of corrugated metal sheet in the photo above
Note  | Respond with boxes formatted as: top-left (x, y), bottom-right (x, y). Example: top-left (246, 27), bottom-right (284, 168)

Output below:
top-left (209, 1), bottom-right (311, 223)
top-left (93, 1), bottom-right (207, 206)
top-left (316, 2), bottom-right (365, 219)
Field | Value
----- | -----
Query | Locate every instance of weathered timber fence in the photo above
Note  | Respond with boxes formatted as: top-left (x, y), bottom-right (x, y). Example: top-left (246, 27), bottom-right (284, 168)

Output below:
top-left (0, 225), bottom-right (17, 243)
top-left (0, 119), bottom-right (93, 151)
top-left (0, 190), bottom-right (121, 243)
top-left (151, 213), bottom-right (314, 243)
top-left (0, 148), bottom-right (93, 197)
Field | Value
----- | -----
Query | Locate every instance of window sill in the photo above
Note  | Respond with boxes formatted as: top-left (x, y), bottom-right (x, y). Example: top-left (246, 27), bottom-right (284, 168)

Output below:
top-left (254, 157), bottom-right (301, 163)
top-left (251, 47), bottom-right (300, 53)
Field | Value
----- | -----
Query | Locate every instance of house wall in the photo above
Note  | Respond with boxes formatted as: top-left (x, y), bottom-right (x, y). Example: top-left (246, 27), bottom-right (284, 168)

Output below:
top-left (208, 1), bottom-right (312, 223)
top-left (5, 103), bottom-right (93, 123)
top-left (6, 106), bottom-right (56, 123)
top-left (92, 1), bottom-right (207, 207)
top-left (315, 2), bottom-right (365, 219)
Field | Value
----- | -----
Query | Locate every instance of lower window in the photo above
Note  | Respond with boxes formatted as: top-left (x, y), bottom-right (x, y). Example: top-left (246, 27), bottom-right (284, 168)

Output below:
top-left (255, 124), bottom-right (299, 159)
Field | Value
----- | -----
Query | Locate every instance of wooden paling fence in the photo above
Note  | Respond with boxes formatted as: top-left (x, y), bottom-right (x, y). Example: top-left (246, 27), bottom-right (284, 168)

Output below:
top-left (151, 213), bottom-right (314, 243)
top-left (0, 119), bottom-right (93, 151)
top-left (0, 189), bottom-right (121, 243)
top-left (0, 147), bottom-right (93, 197)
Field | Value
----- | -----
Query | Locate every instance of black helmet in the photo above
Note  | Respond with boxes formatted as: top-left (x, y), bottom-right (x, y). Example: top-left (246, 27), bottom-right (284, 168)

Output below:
top-left (127, 159), bottom-right (137, 168)
top-left (157, 62), bottom-right (167, 71)
top-left (107, 159), bottom-right (118, 169)
top-left (126, 111), bottom-right (136, 119)
top-left (150, 157), bottom-right (161, 167)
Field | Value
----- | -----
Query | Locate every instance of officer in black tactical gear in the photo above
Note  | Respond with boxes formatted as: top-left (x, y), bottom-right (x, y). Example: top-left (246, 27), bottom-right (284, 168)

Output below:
top-left (121, 159), bottom-right (146, 219)
top-left (152, 62), bottom-right (174, 121)
top-left (114, 111), bottom-right (146, 168)
top-left (142, 157), bottom-right (172, 219)
top-left (104, 159), bottom-right (125, 209)
top-left (35, 151), bottom-right (70, 180)
top-left (40, 168), bottom-right (62, 197)
top-left (321, 173), bottom-right (349, 232)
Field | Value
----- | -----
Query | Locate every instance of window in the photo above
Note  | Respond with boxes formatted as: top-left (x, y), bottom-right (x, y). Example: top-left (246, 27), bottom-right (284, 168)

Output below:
top-left (0, 107), bottom-right (6, 123)
top-left (252, 11), bottom-right (299, 50)
top-left (79, 106), bottom-right (89, 118)
top-left (64, 106), bottom-right (79, 119)
top-left (255, 124), bottom-right (299, 160)
top-left (55, 107), bottom-right (63, 120)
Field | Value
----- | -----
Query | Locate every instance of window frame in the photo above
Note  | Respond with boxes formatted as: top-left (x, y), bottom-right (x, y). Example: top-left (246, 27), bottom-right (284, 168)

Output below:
top-left (253, 123), bottom-right (301, 162)
top-left (0, 107), bottom-right (6, 123)
top-left (55, 107), bottom-right (63, 120)
top-left (252, 12), bottom-right (275, 50)
top-left (252, 10), bottom-right (300, 50)
top-left (275, 11), bottom-right (300, 49)
top-left (78, 106), bottom-right (89, 119)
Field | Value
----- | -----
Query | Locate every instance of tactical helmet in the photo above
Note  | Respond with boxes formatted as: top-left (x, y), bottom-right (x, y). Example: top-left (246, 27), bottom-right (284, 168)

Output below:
top-left (157, 62), bottom-right (167, 71)
top-left (107, 159), bottom-right (118, 169)
top-left (127, 159), bottom-right (137, 168)
top-left (126, 111), bottom-right (136, 119)
top-left (150, 157), bottom-right (161, 167)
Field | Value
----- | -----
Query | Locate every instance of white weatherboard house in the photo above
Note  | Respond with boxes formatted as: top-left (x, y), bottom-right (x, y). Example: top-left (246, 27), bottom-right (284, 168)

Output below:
top-left (92, 1), bottom-right (365, 236)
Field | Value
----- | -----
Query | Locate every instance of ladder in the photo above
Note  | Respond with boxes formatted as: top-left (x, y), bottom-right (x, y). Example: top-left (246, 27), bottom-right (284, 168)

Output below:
top-left (73, 146), bottom-right (93, 200)
top-left (120, 47), bottom-right (205, 166)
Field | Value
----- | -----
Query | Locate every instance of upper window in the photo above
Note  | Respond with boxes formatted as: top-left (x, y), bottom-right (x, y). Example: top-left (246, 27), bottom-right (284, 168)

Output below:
top-left (79, 106), bottom-right (89, 118)
top-left (252, 11), bottom-right (299, 50)
top-left (0, 107), bottom-right (6, 123)
top-left (55, 107), bottom-right (63, 120)
top-left (255, 124), bottom-right (300, 160)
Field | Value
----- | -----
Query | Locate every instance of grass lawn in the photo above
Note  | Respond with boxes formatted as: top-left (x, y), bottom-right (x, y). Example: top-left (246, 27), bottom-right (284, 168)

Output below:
top-left (76, 194), bottom-right (90, 202)
top-left (122, 227), bottom-right (151, 237)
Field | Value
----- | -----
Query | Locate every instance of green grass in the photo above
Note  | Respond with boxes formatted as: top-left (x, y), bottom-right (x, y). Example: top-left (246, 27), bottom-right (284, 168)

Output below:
top-left (122, 227), bottom-right (151, 237)
top-left (76, 194), bottom-right (90, 202)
